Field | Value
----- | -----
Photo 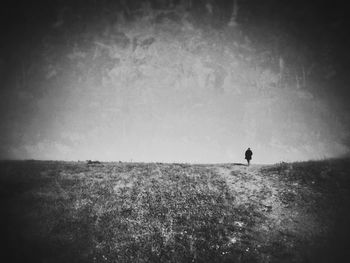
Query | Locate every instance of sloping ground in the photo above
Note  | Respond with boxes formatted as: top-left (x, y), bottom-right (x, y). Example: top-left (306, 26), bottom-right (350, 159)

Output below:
top-left (0, 159), bottom-right (350, 262)
top-left (214, 163), bottom-right (346, 262)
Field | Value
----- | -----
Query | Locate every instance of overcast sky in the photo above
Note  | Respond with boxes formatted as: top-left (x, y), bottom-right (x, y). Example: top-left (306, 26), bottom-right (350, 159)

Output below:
top-left (1, 0), bottom-right (349, 163)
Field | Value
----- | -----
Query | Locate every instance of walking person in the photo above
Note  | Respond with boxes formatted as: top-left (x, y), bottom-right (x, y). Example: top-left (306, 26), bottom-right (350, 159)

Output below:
top-left (245, 148), bottom-right (253, 166)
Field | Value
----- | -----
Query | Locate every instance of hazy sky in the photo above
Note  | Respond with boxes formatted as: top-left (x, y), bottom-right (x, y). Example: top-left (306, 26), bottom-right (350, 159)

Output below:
top-left (1, 0), bottom-right (349, 163)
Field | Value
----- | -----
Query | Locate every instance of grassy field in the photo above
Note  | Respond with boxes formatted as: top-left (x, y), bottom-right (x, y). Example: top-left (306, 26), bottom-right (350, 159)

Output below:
top-left (1, 159), bottom-right (350, 262)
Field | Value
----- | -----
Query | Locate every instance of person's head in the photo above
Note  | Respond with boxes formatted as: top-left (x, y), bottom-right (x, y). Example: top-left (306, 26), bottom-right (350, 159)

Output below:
top-left (248, 147), bottom-right (251, 150)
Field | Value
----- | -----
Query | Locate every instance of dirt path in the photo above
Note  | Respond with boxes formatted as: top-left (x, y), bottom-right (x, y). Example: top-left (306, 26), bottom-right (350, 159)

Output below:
top-left (212, 164), bottom-right (327, 258)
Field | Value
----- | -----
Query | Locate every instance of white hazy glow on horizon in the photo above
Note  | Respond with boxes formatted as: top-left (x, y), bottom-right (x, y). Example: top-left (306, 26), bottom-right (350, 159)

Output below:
top-left (4, 77), bottom-right (348, 164)
top-left (1, 12), bottom-right (349, 164)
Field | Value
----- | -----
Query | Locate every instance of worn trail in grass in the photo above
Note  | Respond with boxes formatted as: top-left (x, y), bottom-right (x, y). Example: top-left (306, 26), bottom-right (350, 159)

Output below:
top-left (216, 164), bottom-right (323, 237)
top-left (1, 160), bottom-right (350, 262)
top-left (213, 164), bottom-right (328, 261)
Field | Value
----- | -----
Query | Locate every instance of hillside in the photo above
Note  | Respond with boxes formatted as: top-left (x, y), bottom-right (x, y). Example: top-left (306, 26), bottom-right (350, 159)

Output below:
top-left (1, 159), bottom-right (350, 262)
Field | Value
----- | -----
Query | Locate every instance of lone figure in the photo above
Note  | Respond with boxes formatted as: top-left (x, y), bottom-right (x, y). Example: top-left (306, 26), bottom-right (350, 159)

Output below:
top-left (245, 148), bottom-right (253, 166)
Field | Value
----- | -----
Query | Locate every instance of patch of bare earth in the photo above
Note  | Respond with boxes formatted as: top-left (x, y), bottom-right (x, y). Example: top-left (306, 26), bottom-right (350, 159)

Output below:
top-left (213, 164), bottom-right (326, 261)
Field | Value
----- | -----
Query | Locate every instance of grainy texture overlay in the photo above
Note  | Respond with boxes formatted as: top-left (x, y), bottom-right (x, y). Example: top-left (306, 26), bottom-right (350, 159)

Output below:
top-left (1, 159), bottom-right (349, 262)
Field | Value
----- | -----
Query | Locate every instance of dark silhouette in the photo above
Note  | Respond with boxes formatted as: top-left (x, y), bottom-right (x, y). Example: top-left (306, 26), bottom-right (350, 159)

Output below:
top-left (245, 148), bottom-right (253, 166)
top-left (87, 160), bottom-right (101, 165)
